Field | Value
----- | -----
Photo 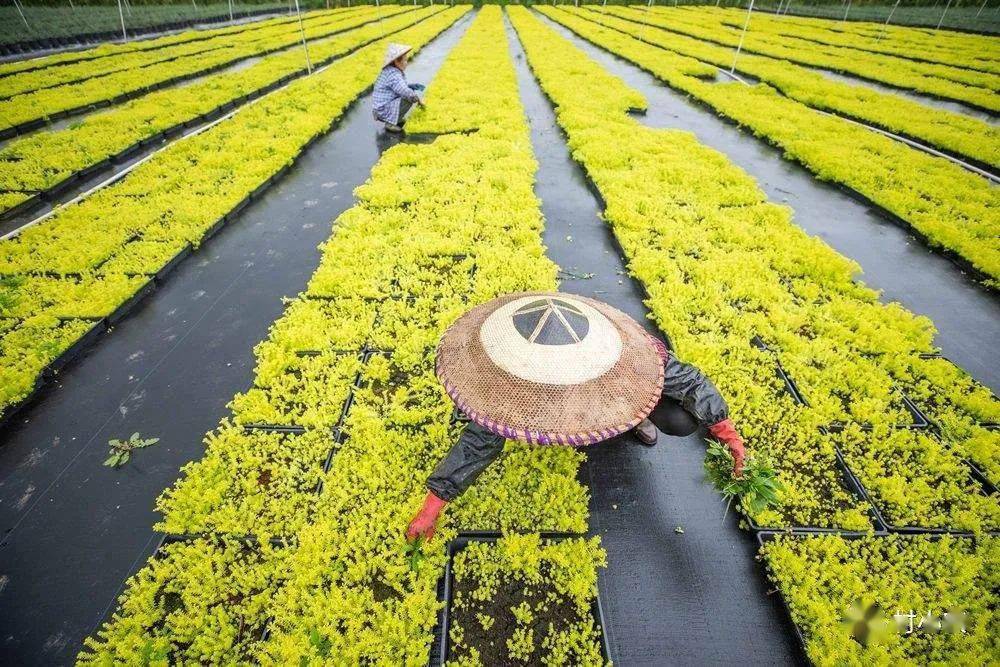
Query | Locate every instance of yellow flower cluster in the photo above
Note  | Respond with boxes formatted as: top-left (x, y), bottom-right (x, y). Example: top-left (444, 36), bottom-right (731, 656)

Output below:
top-left (760, 533), bottom-right (999, 666)
top-left (82, 8), bottom-right (606, 663)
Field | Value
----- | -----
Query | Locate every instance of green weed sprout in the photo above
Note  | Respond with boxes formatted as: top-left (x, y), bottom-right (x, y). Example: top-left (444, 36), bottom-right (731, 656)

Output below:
top-left (105, 432), bottom-right (160, 468)
top-left (704, 440), bottom-right (784, 517)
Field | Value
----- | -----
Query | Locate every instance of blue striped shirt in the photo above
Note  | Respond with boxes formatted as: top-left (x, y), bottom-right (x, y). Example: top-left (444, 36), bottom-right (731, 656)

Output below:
top-left (372, 65), bottom-right (421, 124)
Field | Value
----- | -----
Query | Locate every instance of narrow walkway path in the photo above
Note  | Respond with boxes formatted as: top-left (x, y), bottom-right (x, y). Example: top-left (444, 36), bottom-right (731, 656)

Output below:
top-left (505, 17), bottom-right (804, 666)
top-left (540, 13), bottom-right (1000, 394)
top-left (0, 15), bottom-right (472, 664)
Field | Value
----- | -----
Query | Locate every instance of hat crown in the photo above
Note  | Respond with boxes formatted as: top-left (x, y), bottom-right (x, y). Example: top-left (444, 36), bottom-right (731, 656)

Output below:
top-left (512, 298), bottom-right (590, 346)
top-left (479, 295), bottom-right (622, 386)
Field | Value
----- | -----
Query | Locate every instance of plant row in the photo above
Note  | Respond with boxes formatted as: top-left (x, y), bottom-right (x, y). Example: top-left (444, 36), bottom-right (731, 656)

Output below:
top-left (511, 6), bottom-right (1000, 535)
top-left (0, 6), bottom-right (443, 215)
top-left (655, 6), bottom-right (1000, 95)
top-left (0, 7), bottom-right (468, 428)
top-left (544, 7), bottom-right (1000, 289)
top-left (0, 4), bottom-right (414, 136)
top-left (579, 8), bottom-right (999, 171)
top-left (608, 5), bottom-right (1000, 113)
top-left (698, 6), bottom-right (1000, 75)
top-left (758, 533), bottom-right (998, 665)
top-left (81, 9), bottom-right (608, 664)
top-left (0, 5), bottom-right (314, 79)
top-left (0, 7), bottom-right (359, 100)
top-left (0, 2), bottom-right (285, 52)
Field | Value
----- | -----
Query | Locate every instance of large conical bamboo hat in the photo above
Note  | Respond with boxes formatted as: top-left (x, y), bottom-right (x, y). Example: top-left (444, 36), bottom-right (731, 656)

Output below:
top-left (436, 292), bottom-right (664, 445)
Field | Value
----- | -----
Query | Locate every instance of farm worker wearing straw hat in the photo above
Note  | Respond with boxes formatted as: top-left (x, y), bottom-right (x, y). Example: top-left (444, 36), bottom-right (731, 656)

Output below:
top-left (372, 43), bottom-right (425, 133)
top-left (406, 292), bottom-right (746, 542)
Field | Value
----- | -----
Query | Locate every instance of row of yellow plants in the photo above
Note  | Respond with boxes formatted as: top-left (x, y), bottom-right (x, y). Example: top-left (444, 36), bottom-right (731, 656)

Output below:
top-left (584, 7), bottom-right (999, 170)
top-left (693, 6), bottom-right (999, 74)
top-left (618, 5), bottom-right (999, 112)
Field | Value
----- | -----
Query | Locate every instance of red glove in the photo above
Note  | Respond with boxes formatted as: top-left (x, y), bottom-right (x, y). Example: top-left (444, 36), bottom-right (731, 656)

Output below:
top-left (406, 491), bottom-right (448, 542)
top-left (708, 418), bottom-right (745, 478)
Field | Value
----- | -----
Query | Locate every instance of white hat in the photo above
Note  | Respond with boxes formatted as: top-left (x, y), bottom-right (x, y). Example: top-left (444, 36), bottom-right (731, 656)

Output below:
top-left (383, 43), bottom-right (412, 68)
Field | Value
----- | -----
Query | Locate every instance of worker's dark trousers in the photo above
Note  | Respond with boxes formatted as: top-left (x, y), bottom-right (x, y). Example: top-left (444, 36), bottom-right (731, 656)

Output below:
top-left (426, 396), bottom-right (698, 502)
top-left (394, 83), bottom-right (425, 125)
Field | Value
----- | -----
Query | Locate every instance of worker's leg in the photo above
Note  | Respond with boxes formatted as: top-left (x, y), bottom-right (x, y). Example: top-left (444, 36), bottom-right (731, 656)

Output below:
top-left (426, 420), bottom-right (506, 501)
top-left (650, 395), bottom-right (699, 436)
top-left (394, 84), bottom-right (425, 127)
top-left (634, 395), bottom-right (699, 446)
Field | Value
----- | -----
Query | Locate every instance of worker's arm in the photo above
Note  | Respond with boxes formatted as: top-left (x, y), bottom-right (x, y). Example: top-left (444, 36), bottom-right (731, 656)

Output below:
top-left (661, 350), bottom-right (745, 477)
top-left (389, 68), bottom-right (423, 103)
top-left (406, 421), bottom-right (505, 541)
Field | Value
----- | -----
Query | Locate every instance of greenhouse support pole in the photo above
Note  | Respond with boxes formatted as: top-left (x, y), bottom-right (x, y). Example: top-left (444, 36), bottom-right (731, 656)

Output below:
top-left (12, 0), bottom-right (29, 28)
top-left (841, 0), bottom-right (851, 22)
top-left (876, 0), bottom-right (900, 42)
top-left (935, 0), bottom-right (952, 29)
top-left (730, 0), bottom-right (753, 73)
top-left (293, 0), bottom-right (312, 73)
top-left (375, 0), bottom-right (385, 37)
top-left (117, 0), bottom-right (127, 41)
top-left (975, 0), bottom-right (987, 17)
top-left (229, 0), bottom-right (235, 21)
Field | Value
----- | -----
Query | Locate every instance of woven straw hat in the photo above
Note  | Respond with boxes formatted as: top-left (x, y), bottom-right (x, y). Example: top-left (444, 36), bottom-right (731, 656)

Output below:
top-left (383, 43), bottom-right (412, 68)
top-left (436, 292), bottom-right (665, 446)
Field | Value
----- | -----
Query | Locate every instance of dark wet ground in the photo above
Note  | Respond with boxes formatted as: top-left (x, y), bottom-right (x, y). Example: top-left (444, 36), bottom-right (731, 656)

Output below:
top-left (539, 11), bottom-right (1000, 395)
top-left (505, 16), bottom-right (805, 666)
top-left (0, 14), bottom-right (472, 664)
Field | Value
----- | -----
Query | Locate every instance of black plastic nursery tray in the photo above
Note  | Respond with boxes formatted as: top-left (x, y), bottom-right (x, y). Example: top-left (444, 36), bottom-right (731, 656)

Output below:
top-left (428, 533), bottom-right (611, 667)
top-left (841, 431), bottom-right (1000, 536)
top-left (750, 335), bottom-right (809, 406)
top-left (754, 529), bottom-right (890, 663)
top-left (744, 444), bottom-right (887, 534)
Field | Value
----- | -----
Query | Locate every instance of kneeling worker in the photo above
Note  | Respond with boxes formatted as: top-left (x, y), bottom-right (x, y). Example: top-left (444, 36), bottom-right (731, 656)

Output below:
top-left (406, 292), bottom-right (746, 541)
top-left (373, 43), bottom-right (425, 133)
